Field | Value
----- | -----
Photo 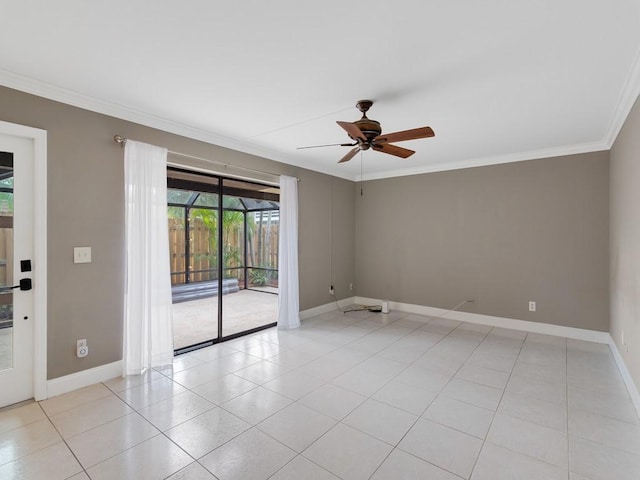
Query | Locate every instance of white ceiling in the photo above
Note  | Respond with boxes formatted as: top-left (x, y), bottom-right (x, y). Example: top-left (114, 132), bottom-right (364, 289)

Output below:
top-left (2, 1), bottom-right (640, 181)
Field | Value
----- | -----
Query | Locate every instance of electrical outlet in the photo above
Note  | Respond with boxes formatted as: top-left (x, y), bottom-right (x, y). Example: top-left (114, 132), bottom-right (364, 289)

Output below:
top-left (349, 283), bottom-right (353, 291)
top-left (528, 301), bottom-right (536, 312)
top-left (73, 246), bottom-right (92, 264)
top-left (329, 285), bottom-right (335, 296)
top-left (77, 339), bottom-right (88, 358)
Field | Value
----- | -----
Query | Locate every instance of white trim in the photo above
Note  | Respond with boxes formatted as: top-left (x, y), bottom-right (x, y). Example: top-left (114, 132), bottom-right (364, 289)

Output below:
top-left (360, 143), bottom-right (609, 181)
top-left (302, 298), bottom-right (640, 414)
top-left (299, 297), bottom-right (356, 320)
top-left (605, 46), bottom-right (640, 147)
top-left (355, 297), bottom-right (610, 344)
top-left (607, 336), bottom-right (640, 418)
top-left (0, 69), bottom-right (348, 181)
top-left (0, 121), bottom-right (48, 401)
top-left (46, 361), bottom-right (123, 399)
top-left (0, 69), bottom-right (620, 183)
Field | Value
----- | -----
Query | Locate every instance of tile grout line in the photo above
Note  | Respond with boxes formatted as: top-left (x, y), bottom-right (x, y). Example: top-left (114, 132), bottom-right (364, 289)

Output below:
top-left (471, 335), bottom-right (577, 476)
top-left (198, 311), bottom-right (391, 480)
top-left (36, 400), bottom-right (90, 479)
top-left (366, 320), bottom-right (495, 480)
top-left (466, 330), bottom-right (528, 479)
top-left (253, 311), bottom-right (421, 480)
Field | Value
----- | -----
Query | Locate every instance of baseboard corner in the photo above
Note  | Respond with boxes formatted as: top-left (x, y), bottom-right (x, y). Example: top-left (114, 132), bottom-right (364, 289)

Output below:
top-left (46, 360), bottom-right (123, 399)
top-left (607, 336), bottom-right (640, 418)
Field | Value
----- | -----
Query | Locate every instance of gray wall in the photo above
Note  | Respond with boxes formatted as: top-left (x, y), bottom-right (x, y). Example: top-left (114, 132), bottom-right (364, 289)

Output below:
top-left (0, 83), bottom-right (616, 382)
top-left (0, 86), bottom-right (355, 379)
top-left (355, 152), bottom-right (610, 331)
top-left (610, 94), bottom-right (640, 390)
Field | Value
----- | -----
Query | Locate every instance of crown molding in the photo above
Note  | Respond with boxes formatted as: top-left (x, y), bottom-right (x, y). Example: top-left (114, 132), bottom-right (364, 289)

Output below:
top-left (0, 70), bottom-right (272, 157)
top-left (0, 67), bottom-right (631, 184)
top-left (0, 69), bottom-right (359, 179)
top-left (360, 141), bottom-right (610, 181)
top-left (604, 45), bottom-right (640, 148)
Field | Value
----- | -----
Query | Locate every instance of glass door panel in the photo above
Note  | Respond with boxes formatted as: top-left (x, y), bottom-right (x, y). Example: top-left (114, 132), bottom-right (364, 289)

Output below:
top-left (167, 169), bottom-right (221, 351)
top-left (221, 179), bottom-right (279, 338)
top-left (168, 170), bottom-right (280, 350)
top-left (0, 159), bottom-right (13, 370)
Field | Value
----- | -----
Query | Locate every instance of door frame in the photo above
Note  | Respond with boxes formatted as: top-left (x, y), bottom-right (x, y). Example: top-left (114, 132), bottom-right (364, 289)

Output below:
top-left (0, 120), bottom-right (47, 401)
top-left (167, 167), bottom-right (279, 353)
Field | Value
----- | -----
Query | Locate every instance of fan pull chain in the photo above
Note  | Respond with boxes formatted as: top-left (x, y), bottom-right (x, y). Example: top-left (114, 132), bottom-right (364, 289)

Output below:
top-left (360, 150), bottom-right (364, 196)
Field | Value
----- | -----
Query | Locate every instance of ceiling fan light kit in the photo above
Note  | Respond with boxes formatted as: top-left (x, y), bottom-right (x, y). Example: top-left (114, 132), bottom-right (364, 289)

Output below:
top-left (298, 100), bottom-right (435, 164)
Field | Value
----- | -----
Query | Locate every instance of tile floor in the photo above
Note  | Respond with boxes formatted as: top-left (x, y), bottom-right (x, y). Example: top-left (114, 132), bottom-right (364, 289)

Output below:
top-left (1, 309), bottom-right (640, 479)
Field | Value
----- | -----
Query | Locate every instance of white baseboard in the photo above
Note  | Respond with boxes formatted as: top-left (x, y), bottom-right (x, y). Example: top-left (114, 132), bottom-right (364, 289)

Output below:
top-left (300, 297), bottom-right (356, 320)
top-left (355, 297), bottom-right (611, 344)
top-left (608, 337), bottom-right (640, 418)
top-left (46, 361), bottom-right (122, 399)
top-left (353, 297), bottom-right (639, 416)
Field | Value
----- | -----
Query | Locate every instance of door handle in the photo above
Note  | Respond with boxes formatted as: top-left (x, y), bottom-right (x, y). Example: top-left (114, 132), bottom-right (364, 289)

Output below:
top-left (0, 278), bottom-right (32, 294)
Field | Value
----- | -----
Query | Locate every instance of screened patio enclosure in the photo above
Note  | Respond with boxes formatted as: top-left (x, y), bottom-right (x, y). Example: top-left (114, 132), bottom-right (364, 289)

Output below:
top-left (167, 168), bottom-right (279, 351)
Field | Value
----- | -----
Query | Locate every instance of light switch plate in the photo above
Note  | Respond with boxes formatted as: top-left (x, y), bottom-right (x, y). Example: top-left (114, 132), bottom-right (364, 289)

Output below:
top-left (74, 247), bottom-right (92, 264)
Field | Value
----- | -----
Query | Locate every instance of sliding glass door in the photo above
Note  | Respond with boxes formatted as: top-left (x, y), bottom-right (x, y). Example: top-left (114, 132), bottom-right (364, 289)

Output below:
top-left (221, 186), bottom-right (279, 337)
top-left (167, 169), bottom-right (279, 352)
top-left (167, 172), bottom-right (220, 351)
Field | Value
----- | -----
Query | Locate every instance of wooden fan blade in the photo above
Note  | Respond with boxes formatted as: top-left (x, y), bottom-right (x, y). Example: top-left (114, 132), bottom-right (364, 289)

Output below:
top-left (374, 126), bottom-right (435, 144)
top-left (337, 121), bottom-right (367, 142)
top-left (338, 147), bottom-right (360, 163)
top-left (297, 142), bottom-right (356, 150)
top-left (372, 143), bottom-right (415, 158)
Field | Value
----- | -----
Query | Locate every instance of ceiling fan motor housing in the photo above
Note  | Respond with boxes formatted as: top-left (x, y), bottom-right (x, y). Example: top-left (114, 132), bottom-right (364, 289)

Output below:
top-left (353, 101), bottom-right (381, 144)
top-left (354, 117), bottom-right (381, 144)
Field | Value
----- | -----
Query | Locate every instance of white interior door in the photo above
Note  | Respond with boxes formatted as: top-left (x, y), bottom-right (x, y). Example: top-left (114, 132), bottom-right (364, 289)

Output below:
top-left (0, 133), bottom-right (35, 407)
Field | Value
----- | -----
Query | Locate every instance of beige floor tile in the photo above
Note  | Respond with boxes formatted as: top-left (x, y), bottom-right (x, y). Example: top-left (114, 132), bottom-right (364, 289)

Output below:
top-left (0, 402), bottom-right (46, 435)
top-left (117, 375), bottom-right (187, 410)
top-left (569, 408), bottom-right (640, 455)
top-left (191, 373), bottom-right (257, 404)
top-left (569, 435), bottom-right (640, 480)
top-left (39, 383), bottom-right (113, 416)
top-left (165, 461), bottom-right (218, 479)
top-left (342, 399), bottom-right (417, 446)
top-left (441, 378), bottom-right (503, 411)
top-left (424, 395), bottom-right (495, 439)
top-left (372, 380), bottom-right (438, 415)
top-left (103, 369), bottom-right (165, 393)
top-left (86, 434), bottom-right (192, 480)
top-left (200, 428), bottom-right (296, 480)
top-left (0, 442), bottom-right (82, 480)
top-left (221, 386), bottom-right (291, 424)
top-left (472, 442), bottom-right (567, 480)
top-left (303, 423), bottom-right (392, 480)
top-left (258, 402), bottom-right (336, 452)
top-left (66, 412), bottom-right (159, 468)
top-left (1, 319), bottom-right (635, 480)
top-left (270, 455), bottom-right (339, 480)
top-left (487, 413), bottom-right (568, 468)
top-left (50, 394), bottom-right (132, 438)
top-left (137, 390), bottom-right (215, 431)
top-left (0, 418), bottom-right (61, 465)
top-left (498, 391), bottom-right (567, 432)
top-left (371, 448), bottom-right (461, 480)
top-left (165, 407), bottom-right (251, 459)
top-left (399, 418), bottom-right (483, 478)
top-left (298, 383), bottom-right (367, 420)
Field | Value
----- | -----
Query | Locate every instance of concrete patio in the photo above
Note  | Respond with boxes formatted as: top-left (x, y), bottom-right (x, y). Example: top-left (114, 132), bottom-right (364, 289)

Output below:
top-left (172, 289), bottom-right (278, 350)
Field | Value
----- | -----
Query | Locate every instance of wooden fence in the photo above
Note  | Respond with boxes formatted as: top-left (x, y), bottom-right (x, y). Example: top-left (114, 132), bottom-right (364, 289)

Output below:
top-left (168, 217), bottom-right (278, 285)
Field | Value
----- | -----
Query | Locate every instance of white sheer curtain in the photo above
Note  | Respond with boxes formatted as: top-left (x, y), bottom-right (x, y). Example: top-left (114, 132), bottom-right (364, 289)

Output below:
top-left (277, 175), bottom-right (301, 329)
top-left (123, 140), bottom-right (174, 375)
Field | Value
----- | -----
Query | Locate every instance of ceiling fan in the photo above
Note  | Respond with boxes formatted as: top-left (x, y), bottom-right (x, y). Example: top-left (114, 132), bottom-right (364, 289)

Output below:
top-left (298, 100), bottom-right (435, 163)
